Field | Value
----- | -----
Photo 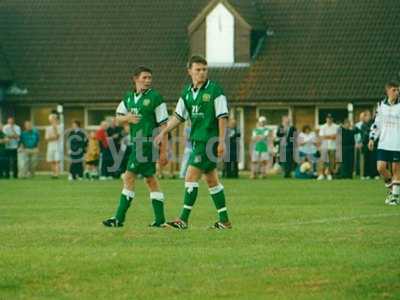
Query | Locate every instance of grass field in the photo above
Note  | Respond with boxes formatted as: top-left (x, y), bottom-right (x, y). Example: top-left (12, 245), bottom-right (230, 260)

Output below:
top-left (1, 176), bottom-right (400, 300)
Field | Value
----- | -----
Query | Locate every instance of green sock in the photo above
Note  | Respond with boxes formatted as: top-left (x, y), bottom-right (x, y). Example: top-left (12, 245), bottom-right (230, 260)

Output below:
top-left (209, 184), bottom-right (229, 223)
top-left (179, 182), bottom-right (199, 223)
top-left (150, 192), bottom-right (166, 224)
top-left (115, 189), bottom-right (135, 224)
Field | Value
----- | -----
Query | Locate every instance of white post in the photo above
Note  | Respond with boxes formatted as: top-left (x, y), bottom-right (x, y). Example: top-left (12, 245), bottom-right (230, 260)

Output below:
top-left (347, 103), bottom-right (354, 125)
top-left (57, 104), bottom-right (64, 173)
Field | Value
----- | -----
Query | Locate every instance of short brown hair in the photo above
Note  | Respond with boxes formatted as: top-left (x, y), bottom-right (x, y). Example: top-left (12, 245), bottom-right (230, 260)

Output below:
top-left (385, 81), bottom-right (399, 89)
top-left (187, 55), bottom-right (207, 68)
top-left (72, 119), bottom-right (81, 127)
top-left (133, 66), bottom-right (152, 78)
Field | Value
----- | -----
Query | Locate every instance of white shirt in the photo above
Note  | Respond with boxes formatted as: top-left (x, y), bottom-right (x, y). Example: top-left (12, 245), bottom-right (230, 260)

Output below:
top-left (298, 131), bottom-right (317, 154)
top-left (370, 99), bottom-right (400, 151)
top-left (45, 124), bottom-right (63, 148)
top-left (2, 124), bottom-right (21, 149)
top-left (319, 123), bottom-right (339, 150)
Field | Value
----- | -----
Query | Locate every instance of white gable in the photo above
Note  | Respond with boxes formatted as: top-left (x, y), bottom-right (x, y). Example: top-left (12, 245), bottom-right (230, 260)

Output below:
top-left (206, 3), bottom-right (234, 65)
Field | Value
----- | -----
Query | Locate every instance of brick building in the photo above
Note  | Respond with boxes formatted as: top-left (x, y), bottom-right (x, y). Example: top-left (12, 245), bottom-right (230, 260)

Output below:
top-left (1, 0), bottom-right (399, 170)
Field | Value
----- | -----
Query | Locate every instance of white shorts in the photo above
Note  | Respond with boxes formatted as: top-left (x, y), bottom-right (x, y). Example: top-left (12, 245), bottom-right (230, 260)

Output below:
top-left (47, 144), bottom-right (62, 162)
top-left (252, 151), bottom-right (270, 162)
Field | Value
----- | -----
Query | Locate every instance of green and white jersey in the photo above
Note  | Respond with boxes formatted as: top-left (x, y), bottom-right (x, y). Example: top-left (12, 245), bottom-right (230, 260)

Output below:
top-left (116, 88), bottom-right (168, 139)
top-left (252, 127), bottom-right (269, 153)
top-left (174, 80), bottom-right (228, 142)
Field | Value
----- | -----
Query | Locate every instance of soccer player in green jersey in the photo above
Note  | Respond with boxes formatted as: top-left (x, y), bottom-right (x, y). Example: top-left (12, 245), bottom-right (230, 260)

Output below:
top-left (103, 66), bottom-right (169, 228)
top-left (251, 116), bottom-right (272, 179)
top-left (155, 55), bottom-right (232, 230)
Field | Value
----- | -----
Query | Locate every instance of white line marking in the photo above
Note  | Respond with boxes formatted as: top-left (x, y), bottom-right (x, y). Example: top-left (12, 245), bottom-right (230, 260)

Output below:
top-left (275, 212), bottom-right (400, 227)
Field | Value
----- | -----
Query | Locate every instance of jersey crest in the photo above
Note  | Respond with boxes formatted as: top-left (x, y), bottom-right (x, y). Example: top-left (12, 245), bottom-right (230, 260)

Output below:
top-left (143, 98), bottom-right (151, 106)
top-left (202, 94), bottom-right (211, 102)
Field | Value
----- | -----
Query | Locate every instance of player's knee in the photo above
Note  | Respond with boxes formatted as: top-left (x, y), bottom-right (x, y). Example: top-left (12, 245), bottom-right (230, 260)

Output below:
top-left (205, 175), bottom-right (218, 187)
top-left (123, 171), bottom-right (135, 186)
top-left (145, 176), bottom-right (158, 190)
top-left (377, 163), bottom-right (386, 174)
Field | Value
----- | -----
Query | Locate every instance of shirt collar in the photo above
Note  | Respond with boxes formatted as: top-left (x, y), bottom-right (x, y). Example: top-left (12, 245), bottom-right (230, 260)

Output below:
top-left (134, 88), bottom-right (151, 96)
top-left (383, 96), bottom-right (400, 105)
top-left (191, 80), bottom-right (210, 92)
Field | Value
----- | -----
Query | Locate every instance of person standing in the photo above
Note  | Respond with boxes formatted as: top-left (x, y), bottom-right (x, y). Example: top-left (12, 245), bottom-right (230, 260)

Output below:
top-left (102, 66), bottom-right (169, 228)
top-left (19, 121), bottom-right (40, 178)
top-left (361, 110), bottom-right (379, 179)
top-left (107, 117), bottom-right (124, 178)
top-left (2, 117), bottom-right (21, 178)
top-left (45, 114), bottom-right (63, 179)
top-left (338, 119), bottom-right (360, 179)
top-left (318, 114), bottom-right (339, 180)
top-left (156, 55), bottom-right (232, 229)
top-left (277, 115), bottom-right (296, 178)
top-left (96, 121), bottom-right (112, 180)
top-left (251, 116), bottom-right (272, 179)
top-left (67, 120), bottom-right (88, 180)
top-left (223, 118), bottom-right (240, 178)
top-left (369, 81), bottom-right (400, 205)
top-left (85, 131), bottom-right (100, 180)
top-left (0, 123), bottom-right (9, 179)
top-left (297, 125), bottom-right (318, 172)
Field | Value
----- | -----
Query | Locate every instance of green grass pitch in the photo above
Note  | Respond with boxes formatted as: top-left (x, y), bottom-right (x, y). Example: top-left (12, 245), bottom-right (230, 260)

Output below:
top-left (1, 177), bottom-right (399, 299)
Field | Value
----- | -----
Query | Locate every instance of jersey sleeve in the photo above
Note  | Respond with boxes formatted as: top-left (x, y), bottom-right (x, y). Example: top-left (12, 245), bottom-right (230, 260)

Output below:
top-left (175, 97), bottom-right (188, 121)
top-left (214, 95), bottom-right (229, 119)
top-left (153, 94), bottom-right (169, 125)
top-left (116, 100), bottom-right (128, 115)
top-left (214, 84), bottom-right (229, 119)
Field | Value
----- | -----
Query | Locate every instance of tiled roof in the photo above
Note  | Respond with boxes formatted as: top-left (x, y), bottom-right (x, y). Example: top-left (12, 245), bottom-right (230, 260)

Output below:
top-left (242, 0), bottom-right (400, 102)
top-left (0, 44), bottom-right (13, 82)
top-left (1, 0), bottom-right (399, 104)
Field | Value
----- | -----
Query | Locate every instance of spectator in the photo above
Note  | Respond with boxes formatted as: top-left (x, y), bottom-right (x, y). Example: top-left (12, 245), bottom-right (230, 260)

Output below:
top-left (277, 115), bottom-right (296, 178)
top-left (223, 118), bottom-right (240, 178)
top-left (318, 114), bottom-right (339, 180)
top-left (96, 121), bottom-right (112, 180)
top-left (45, 113), bottom-right (63, 179)
top-left (250, 116), bottom-right (273, 179)
top-left (338, 119), bottom-right (360, 179)
top-left (67, 120), bottom-right (88, 180)
top-left (19, 121), bottom-right (40, 178)
top-left (179, 122), bottom-right (192, 179)
top-left (107, 117), bottom-right (124, 178)
top-left (3, 117), bottom-right (21, 178)
top-left (354, 112), bottom-right (365, 176)
top-left (360, 110), bottom-right (379, 179)
top-left (85, 131), bottom-right (100, 180)
top-left (295, 158), bottom-right (316, 179)
top-left (297, 125), bottom-right (318, 172)
top-left (0, 123), bottom-right (9, 179)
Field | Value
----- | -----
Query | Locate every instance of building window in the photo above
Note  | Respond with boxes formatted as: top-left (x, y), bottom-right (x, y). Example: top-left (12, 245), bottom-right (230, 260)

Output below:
top-left (32, 107), bottom-right (54, 127)
top-left (206, 3), bottom-right (234, 65)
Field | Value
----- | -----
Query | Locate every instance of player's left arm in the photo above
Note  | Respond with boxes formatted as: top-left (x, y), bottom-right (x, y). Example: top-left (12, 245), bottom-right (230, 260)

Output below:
top-left (217, 117), bottom-right (227, 158)
top-left (154, 95), bottom-right (169, 166)
top-left (214, 91), bottom-right (229, 158)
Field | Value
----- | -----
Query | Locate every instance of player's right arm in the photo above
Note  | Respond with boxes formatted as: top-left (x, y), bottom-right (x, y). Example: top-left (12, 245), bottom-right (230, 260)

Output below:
top-left (116, 100), bottom-right (140, 124)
